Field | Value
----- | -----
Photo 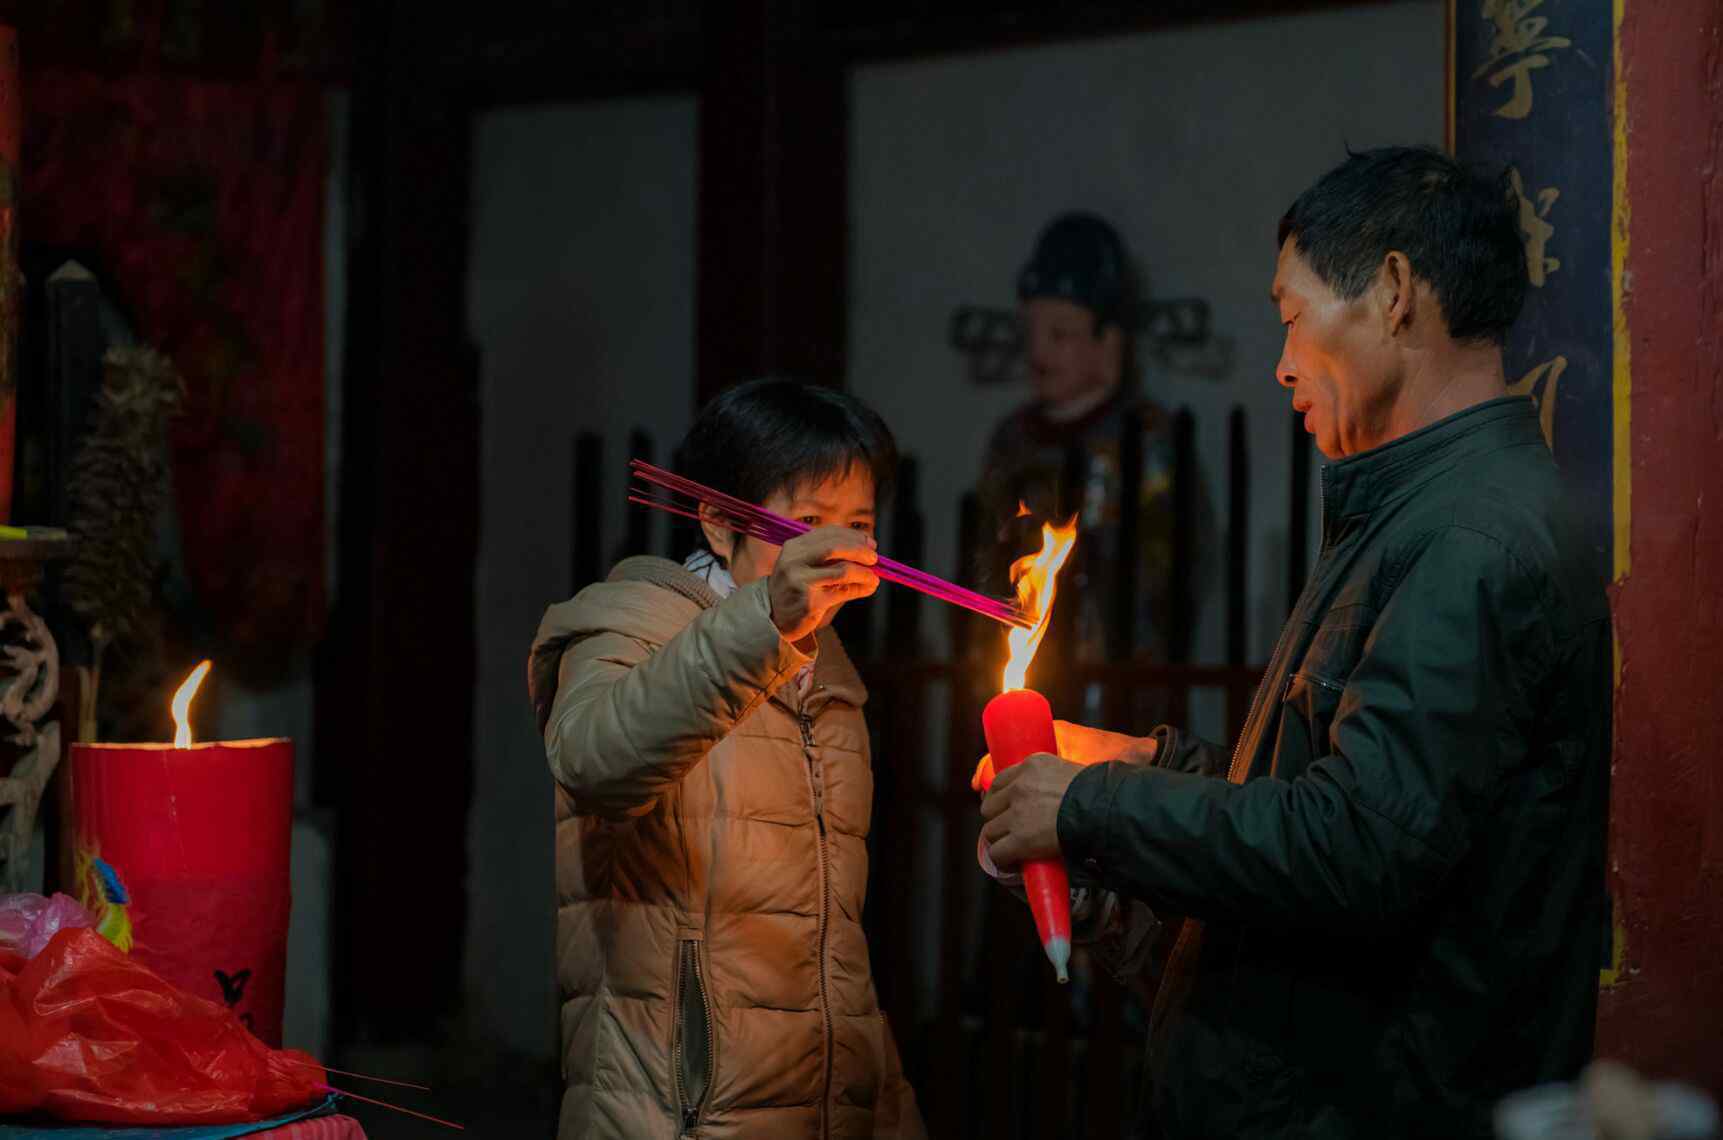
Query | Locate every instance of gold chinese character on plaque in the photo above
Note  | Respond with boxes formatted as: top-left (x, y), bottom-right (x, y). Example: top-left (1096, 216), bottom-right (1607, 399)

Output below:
top-left (1507, 355), bottom-right (1567, 449)
top-left (1508, 167), bottom-right (1561, 286)
top-left (1474, 0), bottom-right (1573, 120)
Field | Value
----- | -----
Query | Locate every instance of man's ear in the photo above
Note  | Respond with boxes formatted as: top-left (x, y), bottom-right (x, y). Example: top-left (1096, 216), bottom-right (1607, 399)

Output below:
top-left (1381, 250), bottom-right (1416, 335)
top-left (699, 505), bottom-right (736, 566)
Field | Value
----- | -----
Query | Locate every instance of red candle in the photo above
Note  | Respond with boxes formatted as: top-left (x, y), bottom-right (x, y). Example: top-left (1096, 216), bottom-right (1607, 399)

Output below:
top-left (982, 511), bottom-right (1079, 982)
top-left (983, 687), bottom-right (1072, 983)
top-left (70, 662), bottom-right (294, 1044)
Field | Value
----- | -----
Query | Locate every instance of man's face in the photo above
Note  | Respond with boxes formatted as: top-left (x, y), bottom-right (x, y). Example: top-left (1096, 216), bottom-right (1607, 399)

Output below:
top-left (1272, 241), bottom-right (1399, 459)
top-left (1021, 297), bottom-right (1121, 409)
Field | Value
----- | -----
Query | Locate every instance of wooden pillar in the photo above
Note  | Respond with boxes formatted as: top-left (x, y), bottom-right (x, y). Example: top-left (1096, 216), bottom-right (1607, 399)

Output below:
top-left (1594, 0), bottom-right (1723, 1090)
top-left (696, 0), bottom-right (847, 405)
top-left (1455, 0), bottom-right (1723, 1091)
top-left (315, 0), bottom-right (478, 1042)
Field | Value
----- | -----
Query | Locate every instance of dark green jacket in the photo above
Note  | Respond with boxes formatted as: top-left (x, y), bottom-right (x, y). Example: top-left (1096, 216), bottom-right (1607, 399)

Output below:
top-left (1059, 397), bottom-right (1611, 1139)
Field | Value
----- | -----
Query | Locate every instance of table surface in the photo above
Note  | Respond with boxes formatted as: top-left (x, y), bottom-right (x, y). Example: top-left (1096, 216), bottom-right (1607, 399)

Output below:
top-left (0, 534), bottom-right (75, 593)
top-left (0, 535), bottom-right (75, 563)
top-left (0, 1105), bottom-right (365, 1140)
top-left (255, 1118), bottom-right (364, 1139)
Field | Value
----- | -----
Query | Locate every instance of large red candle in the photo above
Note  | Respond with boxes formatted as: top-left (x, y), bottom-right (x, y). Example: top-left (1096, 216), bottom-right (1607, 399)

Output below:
top-left (70, 667), bottom-right (294, 1045)
top-left (982, 687), bottom-right (1072, 983)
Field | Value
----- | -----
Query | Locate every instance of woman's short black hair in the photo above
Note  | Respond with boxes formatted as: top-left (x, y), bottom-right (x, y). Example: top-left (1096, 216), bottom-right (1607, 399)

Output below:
top-left (675, 379), bottom-right (898, 550)
top-left (1278, 145), bottom-right (1527, 346)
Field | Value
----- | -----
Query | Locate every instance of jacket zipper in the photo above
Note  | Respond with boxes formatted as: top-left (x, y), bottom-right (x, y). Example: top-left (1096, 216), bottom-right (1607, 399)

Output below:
top-left (673, 940), bottom-right (717, 1136)
top-left (690, 943), bottom-right (716, 1134)
top-left (1225, 466), bottom-right (1336, 785)
top-left (1225, 591), bottom-right (1300, 784)
top-left (799, 704), bottom-right (834, 1139)
top-left (672, 941), bottom-right (687, 1129)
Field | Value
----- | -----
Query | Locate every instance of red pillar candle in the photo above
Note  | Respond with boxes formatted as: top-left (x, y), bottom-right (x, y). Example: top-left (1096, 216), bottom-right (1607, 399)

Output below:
top-left (982, 687), bottom-right (1072, 983)
top-left (70, 735), bottom-right (294, 1045)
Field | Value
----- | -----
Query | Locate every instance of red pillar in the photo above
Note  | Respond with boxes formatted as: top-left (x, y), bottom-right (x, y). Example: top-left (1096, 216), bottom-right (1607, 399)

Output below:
top-left (1596, 0), bottom-right (1723, 1093)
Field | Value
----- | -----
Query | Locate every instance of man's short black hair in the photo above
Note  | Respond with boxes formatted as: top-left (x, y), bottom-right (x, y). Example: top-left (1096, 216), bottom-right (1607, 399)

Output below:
top-left (676, 379), bottom-right (898, 550)
top-left (1278, 146), bottom-right (1527, 345)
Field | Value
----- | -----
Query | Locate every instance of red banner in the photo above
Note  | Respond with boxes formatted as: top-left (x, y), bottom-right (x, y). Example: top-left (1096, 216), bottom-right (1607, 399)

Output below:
top-left (21, 67), bottom-right (325, 654)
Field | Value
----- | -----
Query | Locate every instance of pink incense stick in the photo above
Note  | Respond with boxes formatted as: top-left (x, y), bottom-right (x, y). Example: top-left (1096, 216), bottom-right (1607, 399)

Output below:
top-left (325, 1083), bottom-right (465, 1130)
top-left (629, 459), bottom-right (1031, 629)
top-left (279, 1055), bottom-right (431, 1091)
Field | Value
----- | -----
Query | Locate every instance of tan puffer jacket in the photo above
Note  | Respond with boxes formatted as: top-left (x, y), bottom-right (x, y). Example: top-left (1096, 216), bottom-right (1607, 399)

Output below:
top-left (530, 556), bottom-right (925, 1140)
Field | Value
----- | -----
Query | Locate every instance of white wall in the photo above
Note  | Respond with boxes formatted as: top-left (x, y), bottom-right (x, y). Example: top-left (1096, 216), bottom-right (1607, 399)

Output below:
top-left (849, 0), bottom-right (1446, 666)
top-left (467, 96), bottom-right (698, 1055)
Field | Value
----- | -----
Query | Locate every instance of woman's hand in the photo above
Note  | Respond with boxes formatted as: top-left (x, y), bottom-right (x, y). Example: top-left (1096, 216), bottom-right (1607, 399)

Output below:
top-left (768, 527), bottom-right (879, 644)
top-left (971, 720), bottom-right (1157, 793)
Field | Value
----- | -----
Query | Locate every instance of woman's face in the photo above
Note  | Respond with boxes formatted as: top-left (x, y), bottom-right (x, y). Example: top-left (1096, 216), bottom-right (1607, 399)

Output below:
top-left (718, 466), bottom-right (878, 593)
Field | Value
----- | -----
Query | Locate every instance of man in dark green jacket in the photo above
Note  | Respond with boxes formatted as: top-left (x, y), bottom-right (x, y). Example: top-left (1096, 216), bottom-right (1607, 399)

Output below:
top-left (978, 147), bottom-right (1612, 1138)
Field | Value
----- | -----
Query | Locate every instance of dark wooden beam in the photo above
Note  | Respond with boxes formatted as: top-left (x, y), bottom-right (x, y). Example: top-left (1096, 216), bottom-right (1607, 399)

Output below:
top-left (696, 0), bottom-right (847, 403)
top-left (0, 0), bottom-right (350, 82)
top-left (442, 1), bottom-right (703, 107)
top-left (0, 0), bottom-right (1395, 105)
top-left (822, 0), bottom-right (1403, 64)
top-left (380, 0), bottom-right (1395, 108)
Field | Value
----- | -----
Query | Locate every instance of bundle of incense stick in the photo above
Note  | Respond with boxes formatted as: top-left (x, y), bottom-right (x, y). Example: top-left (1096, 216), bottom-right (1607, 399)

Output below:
top-left (628, 459), bottom-right (1032, 629)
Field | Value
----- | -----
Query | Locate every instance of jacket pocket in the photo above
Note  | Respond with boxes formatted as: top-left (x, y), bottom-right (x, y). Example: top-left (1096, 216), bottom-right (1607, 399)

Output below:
top-left (1300, 606), bottom-right (1374, 681)
top-left (1273, 609), bottom-right (1372, 778)
top-left (673, 938), bottom-right (715, 1133)
top-left (1274, 669), bottom-right (1347, 779)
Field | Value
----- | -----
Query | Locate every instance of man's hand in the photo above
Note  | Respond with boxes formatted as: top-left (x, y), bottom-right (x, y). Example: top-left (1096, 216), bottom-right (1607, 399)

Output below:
top-left (971, 720), bottom-right (1156, 793)
top-left (767, 527), bottom-right (879, 644)
top-left (979, 752), bottom-right (1084, 869)
top-left (1584, 1061), bottom-right (1661, 1140)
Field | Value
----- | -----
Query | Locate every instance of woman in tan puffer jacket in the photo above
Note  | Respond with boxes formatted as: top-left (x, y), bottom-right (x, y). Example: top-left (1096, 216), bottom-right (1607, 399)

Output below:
top-left (529, 381), bottom-right (926, 1140)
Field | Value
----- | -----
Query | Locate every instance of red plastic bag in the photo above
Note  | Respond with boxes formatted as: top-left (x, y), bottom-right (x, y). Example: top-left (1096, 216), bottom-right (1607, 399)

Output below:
top-left (0, 927), bottom-right (326, 1125)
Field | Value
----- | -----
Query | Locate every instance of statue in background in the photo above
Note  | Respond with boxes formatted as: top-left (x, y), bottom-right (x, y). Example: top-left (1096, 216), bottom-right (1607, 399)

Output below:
top-left (977, 212), bottom-right (1208, 670)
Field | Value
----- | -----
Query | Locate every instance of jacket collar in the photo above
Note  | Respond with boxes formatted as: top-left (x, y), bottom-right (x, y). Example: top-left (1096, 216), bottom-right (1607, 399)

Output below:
top-left (609, 556), bottom-right (868, 709)
top-left (608, 554), bottom-right (725, 608)
top-left (1321, 395), bottom-right (1541, 538)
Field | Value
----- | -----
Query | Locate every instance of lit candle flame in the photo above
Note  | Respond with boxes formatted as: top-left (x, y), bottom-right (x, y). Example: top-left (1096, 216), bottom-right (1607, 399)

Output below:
top-left (171, 660), bottom-right (212, 748)
top-left (1001, 517), bottom-right (1079, 692)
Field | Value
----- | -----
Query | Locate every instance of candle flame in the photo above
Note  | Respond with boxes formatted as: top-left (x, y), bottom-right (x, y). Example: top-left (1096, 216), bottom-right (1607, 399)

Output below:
top-left (1001, 517), bottom-right (1079, 692)
top-left (171, 660), bottom-right (212, 748)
